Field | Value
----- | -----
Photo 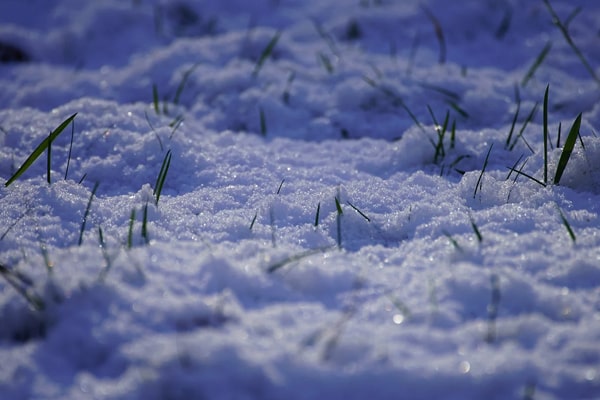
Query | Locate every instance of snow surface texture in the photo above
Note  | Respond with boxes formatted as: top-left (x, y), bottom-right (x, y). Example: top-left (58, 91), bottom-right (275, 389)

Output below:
top-left (1, 0), bottom-right (600, 399)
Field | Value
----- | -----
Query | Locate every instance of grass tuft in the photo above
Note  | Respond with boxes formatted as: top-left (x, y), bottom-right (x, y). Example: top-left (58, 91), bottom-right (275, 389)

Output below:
top-left (5, 113), bottom-right (77, 187)
top-left (0, 263), bottom-right (45, 311)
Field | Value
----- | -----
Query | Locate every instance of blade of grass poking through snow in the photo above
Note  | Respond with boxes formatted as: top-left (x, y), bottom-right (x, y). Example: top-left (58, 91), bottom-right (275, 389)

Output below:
top-left (314, 202), bottom-right (321, 227)
top-left (253, 31), bottom-right (281, 77)
top-left (506, 165), bottom-right (546, 187)
top-left (442, 230), bottom-right (462, 252)
top-left (46, 130), bottom-right (51, 184)
top-left (78, 182), bottom-right (99, 246)
top-left (127, 208), bottom-right (136, 249)
top-left (276, 178), bottom-right (285, 194)
top-left (318, 52), bottom-right (334, 73)
top-left (0, 263), bottom-right (45, 311)
top-left (335, 195), bottom-right (343, 249)
top-left (505, 85), bottom-right (521, 148)
top-left (469, 215), bottom-right (483, 243)
top-left (556, 205), bottom-right (576, 242)
top-left (362, 75), bottom-right (422, 130)
top-left (509, 101), bottom-right (538, 152)
top-left (543, 0), bottom-right (600, 85)
top-left (141, 202), bottom-right (149, 244)
top-left (172, 63), bottom-right (199, 106)
top-left (267, 246), bottom-right (333, 274)
top-left (282, 71), bottom-right (295, 104)
top-left (5, 113), bottom-right (77, 187)
top-left (346, 201), bottom-right (370, 222)
top-left (152, 84), bottom-right (160, 114)
top-left (64, 116), bottom-right (75, 180)
top-left (543, 85), bottom-right (549, 184)
top-left (554, 113), bottom-right (582, 185)
top-left (473, 143), bottom-right (493, 199)
top-left (521, 42), bottom-right (552, 87)
top-left (427, 105), bottom-right (447, 164)
top-left (259, 107), bottom-right (267, 136)
top-left (421, 5), bottom-right (446, 64)
top-left (153, 150), bottom-right (172, 205)
top-left (249, 211), bottom-right (258, 231)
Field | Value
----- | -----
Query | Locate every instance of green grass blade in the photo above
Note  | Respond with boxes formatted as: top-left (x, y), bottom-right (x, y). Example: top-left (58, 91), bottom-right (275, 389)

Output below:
top-left (543, 85), bottom-right (549, 184)
top-left (152, 84), bottom-right (160, 114)
top-left (173, 63), bottom-right (199, 106)
top-left (0, 263), bottom-right (45, 311)
top-left (314, 202), bottom-right (321, 227)
top-left (554, 113), bottom-right (582, 185)
top-left (335, 195), bottom-right (343, 249)
top-left (521, 42), bottom-right (552, 87)
top-left (506, 166), bottom-right (546, 187)
top-left (154, 150), bottom-right (172, 205)
top-left (253, 31), bottom-right (281, 77)
top-left (505, 85), bottom-right (521, 148)
top-left (276, 178), bottom-right (285, 194)
top-left (421, 5), bottom-right (446, 64)
top-left (5, 113), bottom-right (77, 187)
top-left (442, 230), bottom-right (462, 252)
top-left (543, 0), bottom-right (600, 85)
top-left (267, 246), bottom-right (332, 274)
top-left (64, 117), bottom-right (75, 180)
top-left (509, 101), bottom-right (538, 153)
top-left (556, 205), bottom-right (576, 242)
top-left (249, 211), bottom-right (258, 231)
top-left (78, 182), bottom-right (99, 246)
top-left (46, 130), bottom-right (52, 184)
top-left (259, 107), bottom-right (267, 136)
top-left (142, 202), bottom-right (149, 244)
top-left (473, 143), bottom-right (493, 198)
top-left (127, 208), bottom-right (136, 249)
top-left (469, 215), bottom-right (483, 242)
top-left (346, 201), bottom-right (371, 222)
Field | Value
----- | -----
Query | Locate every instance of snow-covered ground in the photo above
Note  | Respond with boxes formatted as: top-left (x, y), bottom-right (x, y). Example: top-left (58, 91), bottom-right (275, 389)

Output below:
top-left (1, 0), bottom-right (599, 398)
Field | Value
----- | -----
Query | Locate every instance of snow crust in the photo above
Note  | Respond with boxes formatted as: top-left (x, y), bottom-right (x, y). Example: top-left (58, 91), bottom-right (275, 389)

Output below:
top-left (1, 1), bottom-right (599, 399)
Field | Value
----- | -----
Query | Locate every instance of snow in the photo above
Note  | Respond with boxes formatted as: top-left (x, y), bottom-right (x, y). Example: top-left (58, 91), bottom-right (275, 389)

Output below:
top-left (1, 0), bottom-right (599, 399)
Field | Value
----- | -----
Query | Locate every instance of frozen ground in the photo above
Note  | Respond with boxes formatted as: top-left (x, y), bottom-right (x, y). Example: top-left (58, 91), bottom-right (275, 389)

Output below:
top-left (1, 0), bottom-right (600, 399)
